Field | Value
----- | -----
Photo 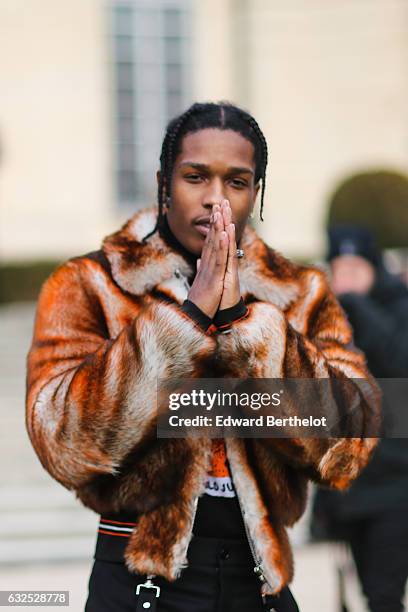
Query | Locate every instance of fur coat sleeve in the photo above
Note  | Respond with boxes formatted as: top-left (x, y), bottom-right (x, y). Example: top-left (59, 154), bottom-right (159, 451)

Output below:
top-left (216, 268), bottom-right (381, 490)
top-left (26, 257), bottom-right (215, 493)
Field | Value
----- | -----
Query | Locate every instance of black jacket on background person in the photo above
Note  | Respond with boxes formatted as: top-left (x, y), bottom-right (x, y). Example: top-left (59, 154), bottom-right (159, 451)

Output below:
top-left (312, 265), bottom-right (408, 536)
top-left (340, 266), bottom-right (408, 378)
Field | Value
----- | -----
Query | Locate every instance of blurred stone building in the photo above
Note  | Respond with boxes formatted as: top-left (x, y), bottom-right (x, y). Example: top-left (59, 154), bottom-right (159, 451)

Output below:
top-left (1, 0), bottom-right (407, 261)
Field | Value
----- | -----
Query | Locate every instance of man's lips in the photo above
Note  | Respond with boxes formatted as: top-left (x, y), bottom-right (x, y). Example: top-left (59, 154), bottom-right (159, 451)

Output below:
top-left (194, 223), bottom-right (210, 236)
top-left (193, 216), bottom-right (211, 236)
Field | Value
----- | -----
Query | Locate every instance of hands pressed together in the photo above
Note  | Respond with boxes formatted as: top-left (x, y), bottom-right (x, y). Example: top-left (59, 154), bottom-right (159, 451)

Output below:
top-left (187, 200), bottom-right (242, 318)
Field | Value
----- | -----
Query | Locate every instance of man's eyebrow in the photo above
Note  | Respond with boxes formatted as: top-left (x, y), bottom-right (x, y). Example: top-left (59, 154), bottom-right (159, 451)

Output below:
top-left (228, 166), bottom-right (254, 176)
top-left (179, 162), bottom-right (254, 175)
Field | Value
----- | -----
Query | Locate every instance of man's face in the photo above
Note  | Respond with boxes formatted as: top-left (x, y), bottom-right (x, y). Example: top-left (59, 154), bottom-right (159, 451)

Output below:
top-left (160, 128), bottom-right (259, 256)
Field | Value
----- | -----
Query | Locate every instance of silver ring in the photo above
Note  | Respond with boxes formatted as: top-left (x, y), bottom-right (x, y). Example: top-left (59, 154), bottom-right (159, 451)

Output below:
top-left (236, 248), bottom-right (245, 258)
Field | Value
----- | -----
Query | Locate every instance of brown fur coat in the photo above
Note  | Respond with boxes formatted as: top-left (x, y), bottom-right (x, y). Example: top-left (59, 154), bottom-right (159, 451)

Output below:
top-left (26, 206), bottom-right (380, 595)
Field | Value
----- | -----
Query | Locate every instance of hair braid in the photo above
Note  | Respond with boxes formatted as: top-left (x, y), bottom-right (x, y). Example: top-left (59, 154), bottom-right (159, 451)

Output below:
top-left (165, 105), bottom-right (200, 189)
top-left (142, 107), bottom-right (196, 243)
top-left (246, 115), bottom-right (268, 221)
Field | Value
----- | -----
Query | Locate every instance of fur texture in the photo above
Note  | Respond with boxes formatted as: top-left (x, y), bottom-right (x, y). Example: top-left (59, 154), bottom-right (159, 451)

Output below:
top-left (26, 206), bottom-right (381, 594)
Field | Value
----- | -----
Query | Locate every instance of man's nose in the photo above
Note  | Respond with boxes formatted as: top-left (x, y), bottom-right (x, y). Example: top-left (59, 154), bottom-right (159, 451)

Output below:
top-left (202, 179), bottom-right (225, 209)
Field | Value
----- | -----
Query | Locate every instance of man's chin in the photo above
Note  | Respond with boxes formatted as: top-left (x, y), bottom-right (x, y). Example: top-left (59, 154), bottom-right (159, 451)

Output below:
top-left (178, 235), bottom-right (203, 258)
top-left (191, 240), bottom-right (205, 257)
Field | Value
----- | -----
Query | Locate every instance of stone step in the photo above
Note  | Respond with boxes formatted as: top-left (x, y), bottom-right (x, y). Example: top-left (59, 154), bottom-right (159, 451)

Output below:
top-left (0, 468), bottom-right (55, 487)
top-left (0, 535), bottom-right (96, 565)
top-left (0, 483), bottom-right (99, 564)
top-left (0, 384), bottom-right (26, 399)
top-left (0, 485), bottom-right (82, 511)
top-left (0, 305), bottom-right (102, 566)
top-left (0, 509), bottom-right (97, 539)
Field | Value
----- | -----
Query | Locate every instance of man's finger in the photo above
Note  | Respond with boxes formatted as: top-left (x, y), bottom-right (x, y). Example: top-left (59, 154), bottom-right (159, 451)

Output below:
top-left (215, 230), bottom-right (228, 273)
top-left (201, 207), bottom-right (226, 274)
top-left (221, 199), bottom-right (232, 228)
top-left (208, 211), bottom-right (225, 269)
top-left (226, 222), bottom-right (237, 275)
top-left (209, 211), bottom-right (223, 259)
top-left (200, 215), bottom-right (215, 267)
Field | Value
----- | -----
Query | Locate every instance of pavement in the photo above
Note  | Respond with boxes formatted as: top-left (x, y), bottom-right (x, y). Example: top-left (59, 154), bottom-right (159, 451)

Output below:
top-left (0, 301), bottom-right (386, 611)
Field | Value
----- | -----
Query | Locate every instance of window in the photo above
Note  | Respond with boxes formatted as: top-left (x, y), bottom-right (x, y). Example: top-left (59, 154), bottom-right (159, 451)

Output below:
top-left (110, 0), bottom-right (192, 207)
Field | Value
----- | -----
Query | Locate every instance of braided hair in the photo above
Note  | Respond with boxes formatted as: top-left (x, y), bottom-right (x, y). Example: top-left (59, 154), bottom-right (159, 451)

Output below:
top-left (143, 102), bottom-right (268, 242)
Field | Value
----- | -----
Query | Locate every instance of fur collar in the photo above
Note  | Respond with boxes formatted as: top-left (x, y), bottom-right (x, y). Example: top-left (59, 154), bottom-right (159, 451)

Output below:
top-left (102, 206), bottom-right (301, 309)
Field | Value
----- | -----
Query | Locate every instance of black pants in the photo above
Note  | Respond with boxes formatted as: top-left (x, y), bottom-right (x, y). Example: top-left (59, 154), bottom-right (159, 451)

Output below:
top-left (345, 509), bottom-right (408, 612)
top-left (85, 535), bottom-right (299, 611)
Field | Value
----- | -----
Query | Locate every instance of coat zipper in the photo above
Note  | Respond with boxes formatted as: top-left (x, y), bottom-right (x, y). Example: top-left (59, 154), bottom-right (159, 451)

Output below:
top-left (175, 267), bottom-right (274, 601)
top-left (181, 494), bottom-right (199, 569)
top-left (175, 268), bottom-right (191, 293)
top-left (228, 458), bottom-right (274, 602)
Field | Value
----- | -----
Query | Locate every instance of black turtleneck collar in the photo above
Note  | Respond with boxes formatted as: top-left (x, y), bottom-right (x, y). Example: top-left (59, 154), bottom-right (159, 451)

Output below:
top-left (158, 215), bottom-right (198, 278)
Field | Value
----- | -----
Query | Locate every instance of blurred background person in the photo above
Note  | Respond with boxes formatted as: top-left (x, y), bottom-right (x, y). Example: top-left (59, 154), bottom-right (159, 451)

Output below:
top-left (311, 224), bottom-right (408, 612)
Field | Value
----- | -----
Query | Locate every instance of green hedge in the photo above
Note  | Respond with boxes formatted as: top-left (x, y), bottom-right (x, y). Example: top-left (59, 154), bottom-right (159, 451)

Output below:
top-left (328, 169), bottom-right (408, 249)
top-left (0, 261), bottom-right (61, 304)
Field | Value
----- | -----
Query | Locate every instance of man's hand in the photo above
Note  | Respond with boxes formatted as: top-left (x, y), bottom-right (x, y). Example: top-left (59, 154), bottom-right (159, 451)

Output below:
top-left (187, 206), bottom-right (228, 318)
top-left (218, 200), bottom-right (242, 310)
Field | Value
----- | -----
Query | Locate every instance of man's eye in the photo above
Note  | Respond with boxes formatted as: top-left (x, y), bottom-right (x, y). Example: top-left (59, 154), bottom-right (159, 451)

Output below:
top-left (230, 178), bottom-right (247, 188)
top-left (185, 174), bottom-right (202, 182)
